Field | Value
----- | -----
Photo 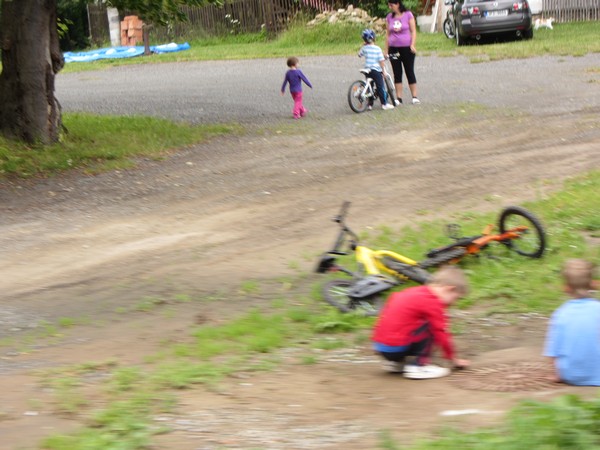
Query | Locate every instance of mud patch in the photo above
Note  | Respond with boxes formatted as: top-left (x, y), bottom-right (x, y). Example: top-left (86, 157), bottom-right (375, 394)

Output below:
top-left (450, 361), bottom-right (559, 392)
top-left (155, 410), bottom-right (374, 450)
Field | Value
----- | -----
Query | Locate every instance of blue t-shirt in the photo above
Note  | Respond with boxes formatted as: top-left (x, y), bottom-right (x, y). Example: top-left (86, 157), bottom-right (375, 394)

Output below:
top-left (358, 43), bottom-right (384, 72)
top-left (544, 298), bottom-right (600, 386)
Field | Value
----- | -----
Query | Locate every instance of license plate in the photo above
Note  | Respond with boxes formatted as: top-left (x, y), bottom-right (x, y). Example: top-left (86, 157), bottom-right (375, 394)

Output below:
top-left (485, 9), bottom-right (508, 17)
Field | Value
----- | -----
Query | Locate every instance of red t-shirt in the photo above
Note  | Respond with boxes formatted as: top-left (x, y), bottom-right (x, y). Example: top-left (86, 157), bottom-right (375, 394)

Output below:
top-left (372, 285), bottom-right (455, 360)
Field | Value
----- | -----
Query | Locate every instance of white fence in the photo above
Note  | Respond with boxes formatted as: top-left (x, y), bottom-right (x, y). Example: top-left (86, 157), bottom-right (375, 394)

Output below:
top-left (543, 0), bottom-right (600, 21)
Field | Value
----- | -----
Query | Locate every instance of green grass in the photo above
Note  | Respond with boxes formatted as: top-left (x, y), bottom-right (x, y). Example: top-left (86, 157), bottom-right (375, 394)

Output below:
top-left (404, 395), bottom-right (600, 449)
top-left (335, 171), bottom-right (599, 314)
top-left (60, 21), bottom-right (600, 74)
top-left (421, 21), bottom-right (600, 60)
top-left (38, 305), bottom-right (375, 448)
top-left (0, 113), bottom-right (237, 178)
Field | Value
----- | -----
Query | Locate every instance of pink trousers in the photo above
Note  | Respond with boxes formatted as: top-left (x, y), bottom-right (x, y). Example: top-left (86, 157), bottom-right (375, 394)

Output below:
top-left (291, 92), bottom-right (307, 119)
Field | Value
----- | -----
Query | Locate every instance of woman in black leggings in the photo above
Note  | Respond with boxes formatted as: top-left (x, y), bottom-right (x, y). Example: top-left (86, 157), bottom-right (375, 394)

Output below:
top-left (385, 0), bottom-right (420, 104)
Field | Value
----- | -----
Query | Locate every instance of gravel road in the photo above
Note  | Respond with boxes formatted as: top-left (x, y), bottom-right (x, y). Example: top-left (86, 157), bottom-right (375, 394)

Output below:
top-left (57, 54), bottom-right (600, 124)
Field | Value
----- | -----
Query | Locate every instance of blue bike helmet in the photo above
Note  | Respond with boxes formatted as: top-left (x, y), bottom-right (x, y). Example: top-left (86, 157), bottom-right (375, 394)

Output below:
top-left (362, 29), bottom-right (376, 42)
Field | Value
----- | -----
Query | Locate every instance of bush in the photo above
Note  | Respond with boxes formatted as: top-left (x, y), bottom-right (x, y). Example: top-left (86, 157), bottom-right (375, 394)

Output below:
top-left (355, 0), bottom-right (421, 17)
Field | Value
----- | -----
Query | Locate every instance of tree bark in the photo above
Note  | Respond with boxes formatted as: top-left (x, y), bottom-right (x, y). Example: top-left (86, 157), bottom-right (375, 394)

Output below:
top-left (142, 23), bottom-right (151, 56)
top-left (0, 0), bottom-right (65, 144)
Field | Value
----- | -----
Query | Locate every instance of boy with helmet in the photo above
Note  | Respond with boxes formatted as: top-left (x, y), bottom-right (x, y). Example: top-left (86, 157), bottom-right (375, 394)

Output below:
top-left (358, 29), bottom-right (394, 111)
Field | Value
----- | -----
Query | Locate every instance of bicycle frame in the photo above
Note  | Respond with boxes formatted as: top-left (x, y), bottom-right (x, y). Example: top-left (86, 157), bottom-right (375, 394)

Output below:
top-left (358, 71), bottom-right (376, 99)
top-left (316, 201), bottom-right (420, 282)
top-left (466, 226), bottom-right (529, 253)
top-left (426, 223), bottom-right (534, 260)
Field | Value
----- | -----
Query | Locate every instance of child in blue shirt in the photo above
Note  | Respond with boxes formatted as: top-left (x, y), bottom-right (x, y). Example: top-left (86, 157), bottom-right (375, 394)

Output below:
top-left (544, 259), bottom-right (600, 386)
top-left (358, 29), bottom-right (394, 111)
top-left (281, 56), bottom-right (312, 119)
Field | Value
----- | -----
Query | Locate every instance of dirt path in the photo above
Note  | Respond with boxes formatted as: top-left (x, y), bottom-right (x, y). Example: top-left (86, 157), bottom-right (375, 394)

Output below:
top-left (1, 55), bottom-right (599, 449)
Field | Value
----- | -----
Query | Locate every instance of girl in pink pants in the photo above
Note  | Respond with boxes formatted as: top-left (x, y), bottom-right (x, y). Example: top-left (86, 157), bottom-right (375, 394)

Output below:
top-left (281, 57), bottom-right (313, 119)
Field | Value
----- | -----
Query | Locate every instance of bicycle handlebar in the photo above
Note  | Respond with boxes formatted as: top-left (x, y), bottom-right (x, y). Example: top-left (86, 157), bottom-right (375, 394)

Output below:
top-left (334, 201), bottom-right (351, 223)
top-left (329, 201), bottom-right (358, 253)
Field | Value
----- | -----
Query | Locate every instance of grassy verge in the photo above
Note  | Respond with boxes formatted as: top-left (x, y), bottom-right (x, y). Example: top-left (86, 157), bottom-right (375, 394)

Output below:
top-left (25, 171), bottom-right (597, 449)
top-left (61, 21), bottom-right (600, 73)
top-left (401, 395), bottom-right (600, 449)
top-left (354, 171), bottom-right (599, 314)
top-left (0, 113), bottom-right (238, 178)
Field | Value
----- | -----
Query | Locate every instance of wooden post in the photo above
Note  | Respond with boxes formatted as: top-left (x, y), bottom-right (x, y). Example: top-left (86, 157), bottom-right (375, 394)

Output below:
top-left (143, 24), bottom-right (151, 55)
top-left (261, 0), bottom-right (276, 37)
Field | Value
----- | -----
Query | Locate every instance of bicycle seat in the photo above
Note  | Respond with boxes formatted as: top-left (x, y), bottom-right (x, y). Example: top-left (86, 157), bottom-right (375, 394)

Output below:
top-left (360, 69), bottom-right (371, 75)
top-left (315, 254), bottom-right (337, 273)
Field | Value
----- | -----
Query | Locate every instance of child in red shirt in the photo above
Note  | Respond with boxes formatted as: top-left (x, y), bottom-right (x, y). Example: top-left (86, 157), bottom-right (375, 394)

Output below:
top-left (372, 265), bottom-right (470, 379)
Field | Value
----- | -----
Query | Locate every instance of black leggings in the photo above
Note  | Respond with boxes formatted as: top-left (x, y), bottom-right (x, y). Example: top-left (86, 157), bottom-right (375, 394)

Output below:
top-left (388, 46), bottom-right (417, 85)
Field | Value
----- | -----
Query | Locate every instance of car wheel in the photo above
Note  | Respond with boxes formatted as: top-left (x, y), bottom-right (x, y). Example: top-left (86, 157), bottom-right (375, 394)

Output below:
top-left (443, 18), bottom-right (455, 39)
top-left (522, 28), bottom-right (533, 39)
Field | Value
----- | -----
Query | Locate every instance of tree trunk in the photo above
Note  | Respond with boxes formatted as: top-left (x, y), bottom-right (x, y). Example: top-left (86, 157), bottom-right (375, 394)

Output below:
top-left (142, 23), bottom-right (151, 56)
top-left (0, 0), bottom-right (64, 144)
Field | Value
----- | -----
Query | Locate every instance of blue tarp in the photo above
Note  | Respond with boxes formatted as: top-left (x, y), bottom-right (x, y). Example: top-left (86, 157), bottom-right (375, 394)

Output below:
top-left (64, 42), bottom-right (191, 63)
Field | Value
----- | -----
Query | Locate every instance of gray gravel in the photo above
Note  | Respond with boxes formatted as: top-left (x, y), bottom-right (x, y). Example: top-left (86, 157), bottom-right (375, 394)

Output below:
top-left (56, 54), bottom-right (600, 124)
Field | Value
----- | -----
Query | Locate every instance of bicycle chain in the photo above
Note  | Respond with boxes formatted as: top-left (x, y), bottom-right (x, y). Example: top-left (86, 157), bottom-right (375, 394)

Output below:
top-left (382, 258), bottom-right (431, 284)
top-left (418, 247), bottom-right (467, 269)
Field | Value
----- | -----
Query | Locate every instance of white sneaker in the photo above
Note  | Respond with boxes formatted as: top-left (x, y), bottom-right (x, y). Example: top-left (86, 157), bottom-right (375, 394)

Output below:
top-left (412, 97), bottom-right (421, 105)
top-left (383, 361), bottom-right (404, 373)
top-left (382, 103), bottom-right (394, 110)
top-left (394, 99), bottom-right (402, 106)
top-left (403, 364), bottom-right (450, 380)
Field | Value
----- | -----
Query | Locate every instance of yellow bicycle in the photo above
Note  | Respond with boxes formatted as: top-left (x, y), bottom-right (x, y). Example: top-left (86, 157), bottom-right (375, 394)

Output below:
top-left (315, 202), bottom-right (431, 316)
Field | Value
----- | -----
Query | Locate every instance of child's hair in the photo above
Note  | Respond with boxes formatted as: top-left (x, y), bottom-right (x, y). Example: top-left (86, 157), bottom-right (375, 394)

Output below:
top-left (562, 259), bottom-right (595, 298)
top-left (428, 265), bottom-right (469, 296)
top-left (287, 56), bottom-right (299, 68)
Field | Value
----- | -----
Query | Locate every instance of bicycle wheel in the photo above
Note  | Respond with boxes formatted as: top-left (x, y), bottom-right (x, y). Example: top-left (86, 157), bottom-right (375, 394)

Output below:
top-left (498, 206), bottom-right (546, 258)
top-left (348, 80), bottom-right (369, 113)
top-left (322, 279), bottom-right (385, 316)
top-left (443, 18), bottom-right (455, 39)
top-left (383, 73), bottom-right (397, 105)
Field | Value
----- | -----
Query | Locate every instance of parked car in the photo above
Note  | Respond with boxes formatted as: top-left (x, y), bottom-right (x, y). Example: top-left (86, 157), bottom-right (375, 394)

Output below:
top-left (447, 0), bottom-right (533, 45)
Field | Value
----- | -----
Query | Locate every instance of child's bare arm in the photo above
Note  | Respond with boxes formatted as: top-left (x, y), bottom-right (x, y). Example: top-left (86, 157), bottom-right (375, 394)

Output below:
top-left (548, 357), bottom-right (562, 382)
top-left (452, 358), bottom-right (470, 369)
top-left (379, 60), bottom-right (387, 75)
